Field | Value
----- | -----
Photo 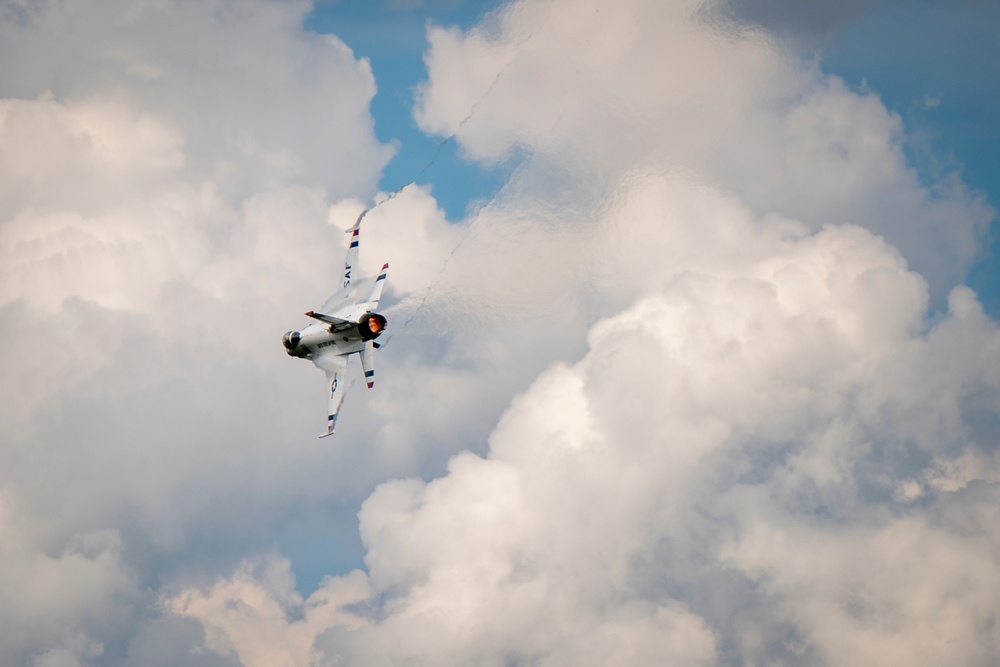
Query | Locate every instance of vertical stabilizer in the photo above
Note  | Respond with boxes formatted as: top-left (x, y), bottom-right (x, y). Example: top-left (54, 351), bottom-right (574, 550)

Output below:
top-left (342, 216), bottom-right (362, 289)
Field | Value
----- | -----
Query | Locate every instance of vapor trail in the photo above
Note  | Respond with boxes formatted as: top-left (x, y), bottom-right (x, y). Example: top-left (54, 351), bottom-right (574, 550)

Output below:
top-left (350, 2), bottom-right (551, 230)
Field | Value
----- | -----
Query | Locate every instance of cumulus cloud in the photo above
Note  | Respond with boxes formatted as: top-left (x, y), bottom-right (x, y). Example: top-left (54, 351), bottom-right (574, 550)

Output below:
top-left (415, 0), bottom-right (993, 295)
top-left (0, 500), bottom-right (136, 666)
top-left (168, 556), bottom-right (372, 667)
top-left (0, 0), bottom-right (405, 662)
top-left (174, 169), bottom-right (1000, 665)
top-left (0, 0), bottom-right (393, 199)
top-left (3, 0), bottom-right (999, 665)
top-left (165, 0), bottom-right (999, 665)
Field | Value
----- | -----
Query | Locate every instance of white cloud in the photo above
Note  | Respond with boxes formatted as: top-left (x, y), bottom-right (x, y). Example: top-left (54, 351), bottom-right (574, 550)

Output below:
top-left (169, 555), bottom-right (372, 667)
top-left (0, 0), bottom-right (401, 662)
top-left (163, 0), bottom-right (1000, 663)
top-left (0, 0), bottom-right (393, 199)
top-left (3, 0), bottom-right (999, 665)
top-left (171, 170), bottom-right (1000, 665)
top-left (923, 93), bottom-right (942, 109)
top-left (0, 496), bottom-right (137, 665)
top-left (729, 515), bottom-right (1000, 666)
top-left (415, 0), bottom-right (993, 295)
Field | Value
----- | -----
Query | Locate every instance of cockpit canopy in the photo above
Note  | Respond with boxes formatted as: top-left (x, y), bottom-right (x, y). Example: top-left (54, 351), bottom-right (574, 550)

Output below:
top-left (282, 330), bottom-right (301, 350)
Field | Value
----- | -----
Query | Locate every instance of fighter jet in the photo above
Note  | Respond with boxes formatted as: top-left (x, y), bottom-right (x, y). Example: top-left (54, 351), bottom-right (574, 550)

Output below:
top-left (281, 217), bottom-right (388, 436)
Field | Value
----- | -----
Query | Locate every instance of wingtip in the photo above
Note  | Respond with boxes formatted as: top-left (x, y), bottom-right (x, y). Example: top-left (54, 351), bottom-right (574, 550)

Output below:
top-left (366, 381), bottom-right (374, 389)
top-left (381, 262), bottom-right (389, 270)
top-left (320, 413), bottom-right (337, 437)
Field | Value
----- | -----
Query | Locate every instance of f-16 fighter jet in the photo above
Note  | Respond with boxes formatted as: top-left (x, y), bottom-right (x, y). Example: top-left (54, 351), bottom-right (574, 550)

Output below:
top-left (281, 217), bottom-right (388, 436)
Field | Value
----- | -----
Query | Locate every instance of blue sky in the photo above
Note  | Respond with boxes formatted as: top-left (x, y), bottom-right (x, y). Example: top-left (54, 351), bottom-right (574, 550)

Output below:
top-left (306, 0), bottom-right (513, 222)
top-left (266, 0), bottom-right (1000, 598)
top-left (309, 0), bottom-right (999, 315)
top-left (820, 0), bottom-right (1000, 315)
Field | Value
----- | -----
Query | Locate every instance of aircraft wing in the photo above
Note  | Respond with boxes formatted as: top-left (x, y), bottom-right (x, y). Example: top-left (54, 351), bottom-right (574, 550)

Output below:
top-left (313, 352), bottom-right (348, 437)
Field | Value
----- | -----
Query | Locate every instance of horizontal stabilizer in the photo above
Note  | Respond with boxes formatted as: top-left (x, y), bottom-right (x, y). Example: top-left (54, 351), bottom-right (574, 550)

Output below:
top-left (360, 340), bottom-right (376, 389)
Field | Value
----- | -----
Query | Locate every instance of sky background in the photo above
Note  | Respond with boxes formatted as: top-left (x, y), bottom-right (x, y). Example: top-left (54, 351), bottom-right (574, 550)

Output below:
top-left (307, 0), bottom-right (1000, 315)
top-left (1, 1), bottom-right (999, 666)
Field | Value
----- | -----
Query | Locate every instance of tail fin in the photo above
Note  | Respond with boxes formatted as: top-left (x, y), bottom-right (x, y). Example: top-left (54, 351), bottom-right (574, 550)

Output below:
top-left (342, 215), bottom-right (362, 290)
top-left (366, 263), bottom-right (389, 309)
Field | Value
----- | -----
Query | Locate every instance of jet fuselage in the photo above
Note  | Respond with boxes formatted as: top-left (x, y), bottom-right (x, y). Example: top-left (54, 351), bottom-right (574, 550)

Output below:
top-left (282, 311), bottom-right (387, 360)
